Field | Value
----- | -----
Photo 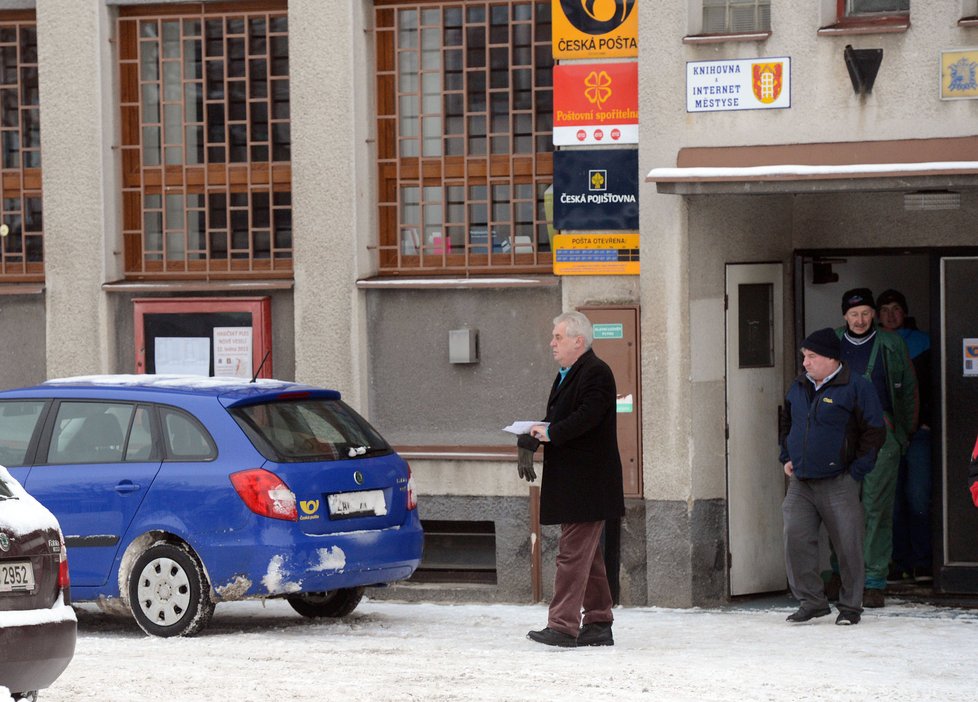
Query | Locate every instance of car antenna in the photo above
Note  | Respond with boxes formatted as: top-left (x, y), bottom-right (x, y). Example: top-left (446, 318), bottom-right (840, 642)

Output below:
top-left (250, 350), bottom-right (271, 383)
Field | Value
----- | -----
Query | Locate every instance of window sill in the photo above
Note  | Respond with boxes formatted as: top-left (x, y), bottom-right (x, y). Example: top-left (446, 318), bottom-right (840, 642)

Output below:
top-left (683, 31), bottom-right (771, 45)
top-left (394, 445), bottom-right (518, 461)
top-left (959, 17), bottom-right (978, 27)
top-left (356, 275), bottom-right (558, 290)
top-left (818, 17), bottom-right (910, 36)
top-left (0, 283), bottom-right (44, 296)
top-left (103, 279), bottom-right (294, 293)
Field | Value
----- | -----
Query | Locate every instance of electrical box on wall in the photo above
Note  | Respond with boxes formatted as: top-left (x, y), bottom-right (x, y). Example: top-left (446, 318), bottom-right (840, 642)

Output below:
top-left (449, 328), bottom-right (479, 364)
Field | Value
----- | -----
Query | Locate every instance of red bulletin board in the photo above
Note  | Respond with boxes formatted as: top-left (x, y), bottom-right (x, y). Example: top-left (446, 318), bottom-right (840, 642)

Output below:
top-left (133, 297), bottom-right (273, 378)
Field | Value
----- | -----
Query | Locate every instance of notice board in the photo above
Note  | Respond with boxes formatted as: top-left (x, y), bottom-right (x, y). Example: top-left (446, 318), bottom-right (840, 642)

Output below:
top-left (133, 297), bottom-right (272, 379)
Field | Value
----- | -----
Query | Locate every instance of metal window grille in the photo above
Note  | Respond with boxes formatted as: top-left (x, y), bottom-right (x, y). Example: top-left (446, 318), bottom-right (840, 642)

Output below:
top-left (118, 2), bottom-right (292, 279)
top-left (702, 0), bottom-right (771, 34)
top-left (374, 1), bottom-right (554, 275)
top-left (0, 15), bottom-right (43, 281)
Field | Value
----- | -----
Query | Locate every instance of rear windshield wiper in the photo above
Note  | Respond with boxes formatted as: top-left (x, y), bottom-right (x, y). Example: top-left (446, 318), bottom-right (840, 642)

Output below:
top-left (346, 445), bottom-right (388, 458)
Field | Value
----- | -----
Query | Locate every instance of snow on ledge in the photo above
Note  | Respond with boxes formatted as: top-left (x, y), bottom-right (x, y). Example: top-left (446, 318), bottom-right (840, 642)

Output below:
top-left (646, 160), bottom-right (978, 181)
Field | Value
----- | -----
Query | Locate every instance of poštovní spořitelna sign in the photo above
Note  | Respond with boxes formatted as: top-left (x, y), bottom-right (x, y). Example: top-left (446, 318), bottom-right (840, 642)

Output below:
top-left (554, 62), bottom-right (638, 145)
top-left (686, 57), bottom-right (791, 112)
top-left (553, 149), bottom-right (638, 231)
top-left (552, 0), bottom-right (638, 59)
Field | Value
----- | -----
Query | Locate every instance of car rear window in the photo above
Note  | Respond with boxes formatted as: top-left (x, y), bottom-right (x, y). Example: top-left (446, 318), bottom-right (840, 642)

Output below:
top-left (0, 400), bottom-right (46, 467)
top-left (230, 399), bottom-right (390, 463)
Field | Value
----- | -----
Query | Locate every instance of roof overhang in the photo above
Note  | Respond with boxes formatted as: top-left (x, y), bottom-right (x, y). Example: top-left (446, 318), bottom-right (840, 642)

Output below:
top-left (646, 136), bottom-right (978, 195)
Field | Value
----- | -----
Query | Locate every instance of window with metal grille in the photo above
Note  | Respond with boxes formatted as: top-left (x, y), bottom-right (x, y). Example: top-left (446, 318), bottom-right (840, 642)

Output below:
top-left (0, 15), bottom-right (42, 281)
top-left (118, 2), bottom-right (292, 280)
top-left (374, 1), bottom-right (554, 275)
top-left (702, 0), bottom-right (771, 34)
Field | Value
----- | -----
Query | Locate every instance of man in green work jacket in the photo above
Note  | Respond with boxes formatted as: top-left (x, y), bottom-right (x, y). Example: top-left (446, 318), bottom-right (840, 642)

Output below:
top-left (828, 288), bottom-right (917, 608)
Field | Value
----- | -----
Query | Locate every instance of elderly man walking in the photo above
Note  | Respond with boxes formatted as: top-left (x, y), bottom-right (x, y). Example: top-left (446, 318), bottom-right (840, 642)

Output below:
top-left (830, 288), bottom-right (917, 608)
top-left (780, 328), bottom-right (886, 625)
top-left (517, 311), bottom-right (625, 647)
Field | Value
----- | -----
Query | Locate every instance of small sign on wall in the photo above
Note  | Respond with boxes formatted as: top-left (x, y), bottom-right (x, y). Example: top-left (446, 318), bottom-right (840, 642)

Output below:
top-left (941, 49), bottom-right (978, 100)
top-left (214, 327), bottom-right (254, 378)
top-left (964, 338), bottom-right (978, 377)
top-left (686, 57), bottom-right (791, 112)
top-left (553, 62), bottom-right (638, 145)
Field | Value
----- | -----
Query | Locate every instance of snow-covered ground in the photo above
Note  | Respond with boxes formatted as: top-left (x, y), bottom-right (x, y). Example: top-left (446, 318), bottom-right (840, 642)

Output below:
top-left (8, 594), bottom-right (976, 701)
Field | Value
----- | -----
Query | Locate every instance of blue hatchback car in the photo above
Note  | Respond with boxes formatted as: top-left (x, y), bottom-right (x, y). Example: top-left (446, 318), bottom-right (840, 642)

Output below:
top-left (0, 375), bottom-right (423, 637)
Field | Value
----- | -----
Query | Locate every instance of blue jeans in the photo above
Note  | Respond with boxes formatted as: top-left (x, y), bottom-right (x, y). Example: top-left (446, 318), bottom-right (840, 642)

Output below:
top-left (891, 427), bottom-right (933, 572)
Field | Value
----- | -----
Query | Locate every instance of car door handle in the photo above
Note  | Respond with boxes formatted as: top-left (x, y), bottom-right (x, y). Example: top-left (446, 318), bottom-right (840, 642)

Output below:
top-left (114, 480), bottom-right (141, 494)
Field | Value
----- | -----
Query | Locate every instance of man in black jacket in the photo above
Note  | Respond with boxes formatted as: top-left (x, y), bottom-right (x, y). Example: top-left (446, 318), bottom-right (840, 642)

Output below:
top-left (518, 311), bottom-right (625, 647)
top-left (779, 328), bottom-right (885, 626)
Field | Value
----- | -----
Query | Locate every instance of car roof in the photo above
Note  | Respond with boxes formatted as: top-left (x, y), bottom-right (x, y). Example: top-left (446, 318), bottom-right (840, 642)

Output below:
top-left (22, 375), bottom-right (343, 407)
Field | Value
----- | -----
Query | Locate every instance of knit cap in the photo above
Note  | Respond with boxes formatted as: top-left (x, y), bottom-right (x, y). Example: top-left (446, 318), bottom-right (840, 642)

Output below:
top-left (876, 288), bottom-right (908, 315)
top-left (801, 327), bottom-right (841, 360)
top-left (841, 288), bottom-right (875, 314)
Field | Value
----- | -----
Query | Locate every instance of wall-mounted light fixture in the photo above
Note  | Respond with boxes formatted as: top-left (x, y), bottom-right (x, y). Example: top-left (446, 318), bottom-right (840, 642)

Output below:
top-left (844, 45), bottom-right (883, 95)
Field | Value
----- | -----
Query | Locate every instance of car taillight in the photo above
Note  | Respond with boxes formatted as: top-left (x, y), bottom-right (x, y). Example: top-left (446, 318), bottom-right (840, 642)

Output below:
top-left (406, 464), bottom-right (417, 511)
top-left (58, 533), bottom-right (71, 605)
top-left (230, 468), bottom-right (298, 521)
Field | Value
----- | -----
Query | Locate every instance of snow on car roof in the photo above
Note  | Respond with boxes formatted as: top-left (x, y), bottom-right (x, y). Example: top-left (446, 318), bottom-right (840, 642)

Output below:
top-left (43, 374), bottom-right (291, 390)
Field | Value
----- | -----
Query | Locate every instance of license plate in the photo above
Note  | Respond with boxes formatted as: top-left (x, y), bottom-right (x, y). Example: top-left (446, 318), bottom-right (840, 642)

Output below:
top-left (0, 560), bottom-right (35, 592)
top-left (327, 489), bottom-right (388, 519)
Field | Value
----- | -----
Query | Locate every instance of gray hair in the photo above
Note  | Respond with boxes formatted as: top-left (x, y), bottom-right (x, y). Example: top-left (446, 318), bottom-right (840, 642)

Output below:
top-left (553, 311), bottom-right (593, 348)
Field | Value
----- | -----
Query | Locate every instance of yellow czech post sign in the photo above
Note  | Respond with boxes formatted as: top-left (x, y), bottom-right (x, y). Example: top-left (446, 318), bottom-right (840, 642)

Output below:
top-left (552, 0), bottom-right (638, 59)
top-left (553, 233), bottom-right (639, 275)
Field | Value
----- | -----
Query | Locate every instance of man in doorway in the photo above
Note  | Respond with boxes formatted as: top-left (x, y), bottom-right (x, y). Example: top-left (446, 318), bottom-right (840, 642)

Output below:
top-left (877, 289), bottom-right (933, 583)
top-left (780, 328), bottom-right (885, 625)
top-left (827, 288), bottom-right (917, 608)
top-left (517, 311), bottom-right (625, 647)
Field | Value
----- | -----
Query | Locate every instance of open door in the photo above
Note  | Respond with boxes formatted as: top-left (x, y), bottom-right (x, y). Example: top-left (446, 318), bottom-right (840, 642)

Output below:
top-left (939, 256), bottom-right (978, 592)
top-left (725, 263), bottom-right (786, 595)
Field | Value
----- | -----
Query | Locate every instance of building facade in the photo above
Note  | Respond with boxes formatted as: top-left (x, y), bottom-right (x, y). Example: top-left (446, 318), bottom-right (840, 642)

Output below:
top-left (2, 0), bottom-right (976, 607)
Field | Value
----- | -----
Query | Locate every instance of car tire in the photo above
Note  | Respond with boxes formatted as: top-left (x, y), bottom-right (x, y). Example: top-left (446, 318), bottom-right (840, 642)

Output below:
top-left (286, 587), bottom-right (365, 618)
top-left (128, 541), bottom-right (215, 637)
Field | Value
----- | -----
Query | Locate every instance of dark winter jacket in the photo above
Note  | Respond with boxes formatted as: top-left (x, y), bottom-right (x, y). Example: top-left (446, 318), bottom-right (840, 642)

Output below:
top-left (779, 363), bottom-right (886, 481)
top-left (524, 348), bottom-right (625, 525)
top-left (835, 324), bottom-right (918, 447)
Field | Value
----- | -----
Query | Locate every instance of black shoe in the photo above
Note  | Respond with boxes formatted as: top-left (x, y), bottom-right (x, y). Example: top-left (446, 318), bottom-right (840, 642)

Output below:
top-left (824, 573), bottom-right (842, 602)
top-left (578, 622), bottom-right (614, 647)
top-left (836, 610), bottom-right (861, 626)
top-left (863, 588), bottom-right (885, 608)
top-left (786, 606), bottom-right (831, 623)
top-left (527, 627), bottom-right (578, 647)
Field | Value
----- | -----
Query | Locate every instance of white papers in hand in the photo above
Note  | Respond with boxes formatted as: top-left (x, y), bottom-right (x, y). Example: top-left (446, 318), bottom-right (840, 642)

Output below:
top-left (503, 421), bottom-right (548, 435)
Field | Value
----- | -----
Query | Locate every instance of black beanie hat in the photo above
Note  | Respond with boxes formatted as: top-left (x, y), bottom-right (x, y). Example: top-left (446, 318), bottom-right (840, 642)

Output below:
top-left (802, 327), bottom-right (841, 360)
top-left (876, 289), bottom-right (908, 315)
top-left (841, 288), bottom-right (875, 314)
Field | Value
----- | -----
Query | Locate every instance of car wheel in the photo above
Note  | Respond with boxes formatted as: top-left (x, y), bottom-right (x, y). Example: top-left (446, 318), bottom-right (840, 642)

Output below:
top-left (128, 542), bottom-right (215, 637)
top-left (286, 587), bottom-right (365, 618)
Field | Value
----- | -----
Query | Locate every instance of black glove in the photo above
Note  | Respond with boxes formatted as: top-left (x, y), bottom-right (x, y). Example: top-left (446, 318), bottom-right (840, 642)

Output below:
top-left (517, 434), bottom-right (540, 482)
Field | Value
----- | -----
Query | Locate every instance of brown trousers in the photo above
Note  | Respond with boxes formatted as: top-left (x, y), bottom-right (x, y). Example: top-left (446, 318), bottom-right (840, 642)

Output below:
top-left (547, 520), bottom-right (614, 636)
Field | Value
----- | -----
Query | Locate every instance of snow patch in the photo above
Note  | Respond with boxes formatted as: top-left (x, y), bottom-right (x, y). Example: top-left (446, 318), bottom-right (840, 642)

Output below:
top-left (310, 546), bottom-right (346, 572)
top-left (0, 596), bottom-right (77, 628)
top-left (43, 374), bottom-right (289, 389)
top-left (215, 574), bottom-right (253, 600)
top-left (261, 555), bottom-right (302, 594)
